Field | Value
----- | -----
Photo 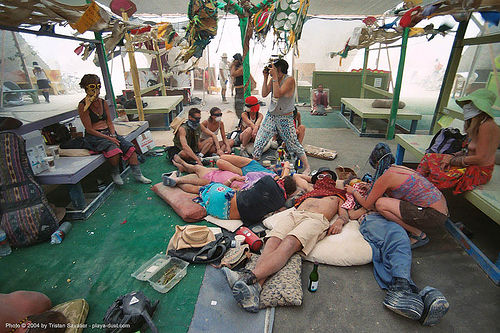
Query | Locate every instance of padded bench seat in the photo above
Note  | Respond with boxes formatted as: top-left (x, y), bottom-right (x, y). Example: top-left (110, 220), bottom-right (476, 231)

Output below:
top-left (2, 88), bottom-right (40, 104)
top-left (340, 98), bottom-right (422, 137)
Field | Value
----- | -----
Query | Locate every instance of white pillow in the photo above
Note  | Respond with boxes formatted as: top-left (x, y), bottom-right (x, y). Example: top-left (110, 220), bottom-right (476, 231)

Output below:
top-left (263, 208), bottom-right (372, 266)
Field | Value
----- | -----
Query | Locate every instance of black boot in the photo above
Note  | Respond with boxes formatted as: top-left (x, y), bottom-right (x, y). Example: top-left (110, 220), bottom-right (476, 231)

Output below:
top-left (42, 91), bottom-right (50, 103)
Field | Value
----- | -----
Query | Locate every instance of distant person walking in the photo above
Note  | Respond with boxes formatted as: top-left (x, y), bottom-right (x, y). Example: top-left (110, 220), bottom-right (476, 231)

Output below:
top-left (230, 53), bottom-right (244, 118)
top-left (219, 53), bottom-right (230, 104)
top-left (32, 62), bottom-right (51, 103)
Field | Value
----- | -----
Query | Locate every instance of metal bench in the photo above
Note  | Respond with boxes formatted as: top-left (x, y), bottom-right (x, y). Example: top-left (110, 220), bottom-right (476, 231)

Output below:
top-left (339, 98), bottom-right (422, 137)
top-left (36, 121), bottom-right (149, 220)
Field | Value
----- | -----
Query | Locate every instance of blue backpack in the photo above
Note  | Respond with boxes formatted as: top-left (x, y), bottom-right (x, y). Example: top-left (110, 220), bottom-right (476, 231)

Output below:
top-left (426, 127), bottom-right (465, 155)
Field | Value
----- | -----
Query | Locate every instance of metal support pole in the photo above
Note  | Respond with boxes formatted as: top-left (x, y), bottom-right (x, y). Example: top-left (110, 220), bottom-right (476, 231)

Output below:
top-left (240, 16), bottom-right (251, 98)
top-left (360, 48), bottom-right (369, 98)
top-left (429, 18), bottom-right (470, 134)
top-left (386, 28), bottom-right (409, 140)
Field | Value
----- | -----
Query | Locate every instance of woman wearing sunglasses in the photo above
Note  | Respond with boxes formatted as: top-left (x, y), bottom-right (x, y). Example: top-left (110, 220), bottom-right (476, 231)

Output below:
top-left (77, 74), bottom-right (151, 185)
top-left (199, 107), bottom-right (233, 155)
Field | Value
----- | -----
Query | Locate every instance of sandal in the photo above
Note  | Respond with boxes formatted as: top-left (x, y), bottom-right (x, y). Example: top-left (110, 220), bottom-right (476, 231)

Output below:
top-left (409, 232), bottom-right (430, 249)
top-left (161, 173), bottom-right (177, 187)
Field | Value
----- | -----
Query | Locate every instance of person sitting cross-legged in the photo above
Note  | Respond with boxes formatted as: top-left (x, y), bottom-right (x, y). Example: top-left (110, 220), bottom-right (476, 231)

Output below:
top-left (222, 168), bottom-right (349, 312)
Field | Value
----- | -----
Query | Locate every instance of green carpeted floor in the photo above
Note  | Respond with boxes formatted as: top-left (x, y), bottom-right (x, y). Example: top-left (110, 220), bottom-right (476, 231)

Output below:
top-left (0, 155), bottom-right (207, 332)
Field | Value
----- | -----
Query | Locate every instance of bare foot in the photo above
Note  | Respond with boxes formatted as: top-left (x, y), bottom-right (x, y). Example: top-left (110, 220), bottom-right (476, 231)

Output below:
top-left (172, 159), bottom-right (186, 173)
top-left (173, 154), bottom-right (184, 164)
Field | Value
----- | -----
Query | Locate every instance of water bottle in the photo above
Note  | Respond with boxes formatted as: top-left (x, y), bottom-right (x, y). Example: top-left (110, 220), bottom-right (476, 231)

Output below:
top-left (50, 222), bottom-right (72, 244)
top-left (0, 228), bottom-right (12, 256)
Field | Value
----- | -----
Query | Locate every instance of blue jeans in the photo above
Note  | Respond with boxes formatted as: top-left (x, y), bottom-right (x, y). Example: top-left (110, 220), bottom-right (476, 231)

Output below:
top-left (359, 213), bottom-right (416, 290)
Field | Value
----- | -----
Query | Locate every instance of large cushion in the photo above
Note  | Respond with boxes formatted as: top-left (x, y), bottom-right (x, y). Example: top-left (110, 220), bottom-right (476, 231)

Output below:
top-left (245, 253), bottom-right (302, 308)
top-left (51, 299), bottom-right (89, 333)
top-left (371, 99), bottom-right (406, 109)
top-left (263, 208), bottom-right (372, 266)
top-left (152, 183), bottom-right (207, 222)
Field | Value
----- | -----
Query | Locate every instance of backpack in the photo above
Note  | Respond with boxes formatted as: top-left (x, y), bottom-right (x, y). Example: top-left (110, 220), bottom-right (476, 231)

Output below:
top-left (0, 132), bottom-right (59, 247)
top-left (426, 127), bottom-right (466, 155)
top-left (103, 291), bottom-right (159, 333)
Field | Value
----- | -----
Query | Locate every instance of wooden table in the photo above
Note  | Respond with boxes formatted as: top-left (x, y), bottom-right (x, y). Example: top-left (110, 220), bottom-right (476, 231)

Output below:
top-left (118, 95), bottom-right (183, 131)
top-left (340, 98), bottom-right (422, 137)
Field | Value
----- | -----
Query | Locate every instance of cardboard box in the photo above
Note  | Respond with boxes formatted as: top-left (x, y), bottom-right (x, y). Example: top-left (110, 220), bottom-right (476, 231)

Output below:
top-left (135, 130), bottom-right (155, 153)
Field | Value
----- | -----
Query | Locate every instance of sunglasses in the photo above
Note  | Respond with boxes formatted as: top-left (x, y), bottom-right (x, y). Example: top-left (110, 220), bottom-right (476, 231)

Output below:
top-left (213, 113), bottom-right (223, 117)
top-left (86, 83), bottom-right (101, 89)
top-left (317, 173), bottom-right (332, 180)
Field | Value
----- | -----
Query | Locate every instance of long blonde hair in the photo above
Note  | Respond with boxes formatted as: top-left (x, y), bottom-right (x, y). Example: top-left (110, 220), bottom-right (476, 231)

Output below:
top-left (464, 112), bottom-right (491, 139)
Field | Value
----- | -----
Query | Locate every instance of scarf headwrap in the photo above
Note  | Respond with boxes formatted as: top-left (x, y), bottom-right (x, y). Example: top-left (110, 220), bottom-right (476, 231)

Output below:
top-left (294, 178), bottom-right (347, 208)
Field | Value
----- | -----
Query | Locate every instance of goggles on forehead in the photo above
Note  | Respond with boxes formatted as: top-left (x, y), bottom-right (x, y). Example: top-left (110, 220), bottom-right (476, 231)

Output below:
top-left (212, 113), bottom-right (223, 117)
top-left (317, 173), bottom-right (332, 180)
top-left (245, 102), bottom-right (259, 108)
top-left (86, 83), bottom-right (101, 89)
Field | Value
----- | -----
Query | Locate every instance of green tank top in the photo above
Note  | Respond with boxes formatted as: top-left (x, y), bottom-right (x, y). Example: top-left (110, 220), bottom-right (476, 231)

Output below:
top-left (173, 123), bottom-right (201, 153)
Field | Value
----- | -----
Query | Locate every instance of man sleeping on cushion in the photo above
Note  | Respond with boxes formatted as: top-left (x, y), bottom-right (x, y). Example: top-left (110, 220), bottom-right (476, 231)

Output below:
top-left (221, 168), bottom-right (348, 312)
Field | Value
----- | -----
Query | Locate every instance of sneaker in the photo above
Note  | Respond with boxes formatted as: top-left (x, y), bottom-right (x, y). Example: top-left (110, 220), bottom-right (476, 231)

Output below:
top-left (135, 174), bottom-right (152, 184)
top-left (419, 286), bottom-right (449, 326)
top-left (232, 280), bottom-right (261, 313)
top-left (111, 173), bottom-right (124, 185)
top-left (383, 289), bottom-right (424, 320)
top-left (383, 278), bottom-right (424, 320)
top-left (222, 268), bottom-right (257, 289)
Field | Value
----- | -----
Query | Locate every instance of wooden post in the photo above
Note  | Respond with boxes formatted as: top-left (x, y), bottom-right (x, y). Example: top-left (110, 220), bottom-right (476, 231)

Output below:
top-left (429, 19), bottom-right (469, 134)
top-left (360, 47), bottom-right (369, 98)
top-left (153, 39), bottom-right (167, 96)
top-left (386, 27), bottom-right (409, 140)
top-left (122, 11), bottom-right (145, 121)
top-left (1, 31), bottom-right (5, 108)
top-left (11, 32), bottom-right (34, 89)
top-left (240, 16), bottom-right (251, 98)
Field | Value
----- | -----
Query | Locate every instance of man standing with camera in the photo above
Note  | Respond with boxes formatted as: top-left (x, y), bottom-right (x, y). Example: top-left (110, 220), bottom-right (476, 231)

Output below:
top-left (230, 53), bottom-right (245, 118)
top-left (253, 59), bottom-right (311, 175)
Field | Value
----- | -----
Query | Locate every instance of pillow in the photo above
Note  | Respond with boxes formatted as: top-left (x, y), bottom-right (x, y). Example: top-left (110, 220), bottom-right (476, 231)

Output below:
top-left (245, 253), bottom-right (302, 308)
top-left (51, 299), bottom-right (89, 333)
top-left (59, 148), bottom-right (91, 157)
top-left (152, 183), bottom-right (207, 222)
top-left (371, 99), bottom-right (406, 109)
top-left (263, 208), bottom-right (372, 266)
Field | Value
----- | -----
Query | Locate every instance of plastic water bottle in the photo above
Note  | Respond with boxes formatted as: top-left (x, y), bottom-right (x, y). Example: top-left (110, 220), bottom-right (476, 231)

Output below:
top-left (50, 222), bottom-right (72, 244)
top-left (0, 228), bottom-right (12, 256)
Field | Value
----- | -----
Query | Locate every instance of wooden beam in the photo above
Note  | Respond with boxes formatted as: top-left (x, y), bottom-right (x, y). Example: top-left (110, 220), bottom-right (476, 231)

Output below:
top-left (11, 32), bottom-right (34, 90)
top-left (360, 48), bottom-right (369, 98)
top-left (153, 40), bottom-right (167, 96)
top-left (429, 18), bottom-right (470, 134)
top-left (0, 24), bottom-right (99, 43)
top-left (363, 84), bottom-right (393, 98)
top-left (140, 83), bottom-right (162, 95)
top-left (462, 33), bottom-right (500, 46)
top-left (122, 11), bottom-right (144, 121)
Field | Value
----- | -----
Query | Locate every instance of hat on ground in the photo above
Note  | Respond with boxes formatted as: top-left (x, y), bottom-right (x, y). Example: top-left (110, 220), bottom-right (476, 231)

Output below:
top-left (311, 167), bottom-right (337, 184)
top-left (221, 53), bottom-right (227, 58)
top-left (167, 225), bottom-right (215, 251)
top-left (456, 88), bottom-right (498, 119)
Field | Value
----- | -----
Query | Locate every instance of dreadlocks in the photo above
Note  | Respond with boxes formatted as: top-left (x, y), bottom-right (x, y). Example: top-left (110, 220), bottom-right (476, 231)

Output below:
top-left (369, 142), bottom-right (395, 186)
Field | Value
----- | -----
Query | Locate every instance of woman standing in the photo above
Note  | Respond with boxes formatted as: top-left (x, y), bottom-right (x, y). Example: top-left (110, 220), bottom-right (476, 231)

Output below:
top-left (347, 143), bottom-right (448, 249)
top-left (417, 88), bottom-right (500, 194)
top-left (32, 62), bottom-right (51, 103)
top-left (77, 74), bottom-right (151, 185)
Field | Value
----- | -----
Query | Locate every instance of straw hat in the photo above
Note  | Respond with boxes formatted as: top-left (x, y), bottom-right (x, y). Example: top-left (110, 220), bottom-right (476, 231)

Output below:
top-left (456, 88), bottom-right (498, 119)
top-left (167, 225), bottom-right (215, 251)
top-left (221, 53), bottom-right (227, 58)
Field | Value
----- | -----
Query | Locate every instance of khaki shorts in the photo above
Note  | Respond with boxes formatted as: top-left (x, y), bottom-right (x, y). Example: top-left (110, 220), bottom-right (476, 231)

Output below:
top-left (267, 209), bottom-right (330, 256)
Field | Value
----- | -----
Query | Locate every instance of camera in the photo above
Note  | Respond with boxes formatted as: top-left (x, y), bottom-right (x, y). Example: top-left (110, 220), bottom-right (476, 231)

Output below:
top-left (264, 55), bottom-right (280, 73)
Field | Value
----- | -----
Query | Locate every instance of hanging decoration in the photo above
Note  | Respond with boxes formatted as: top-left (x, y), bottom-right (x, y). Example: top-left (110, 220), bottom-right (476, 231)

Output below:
top-left (271, 0), bottom-right (310, 56)
top-left (253, 3), bottom-right (275, 42)
top-left (179, 0), bottom-right (219, 62)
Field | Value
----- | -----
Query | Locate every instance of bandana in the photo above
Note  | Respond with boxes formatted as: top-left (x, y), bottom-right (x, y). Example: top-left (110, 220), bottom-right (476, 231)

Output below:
top-left (462, 102), bottom-right (482, 121)
top-left (294, 178), bottom-right (347, 208)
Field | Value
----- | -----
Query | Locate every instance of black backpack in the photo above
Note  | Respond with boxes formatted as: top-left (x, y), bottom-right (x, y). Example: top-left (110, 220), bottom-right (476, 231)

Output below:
top-left (103, 291), bottom-right (159, 333)
top-left (168, 234), bottom-right (229, 264)
top-left (426, 127), bottom-right (466, 155)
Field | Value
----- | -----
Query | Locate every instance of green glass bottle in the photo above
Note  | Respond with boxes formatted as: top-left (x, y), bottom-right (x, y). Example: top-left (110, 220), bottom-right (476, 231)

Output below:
top-left (308, 262), bottom-right (319, 292)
